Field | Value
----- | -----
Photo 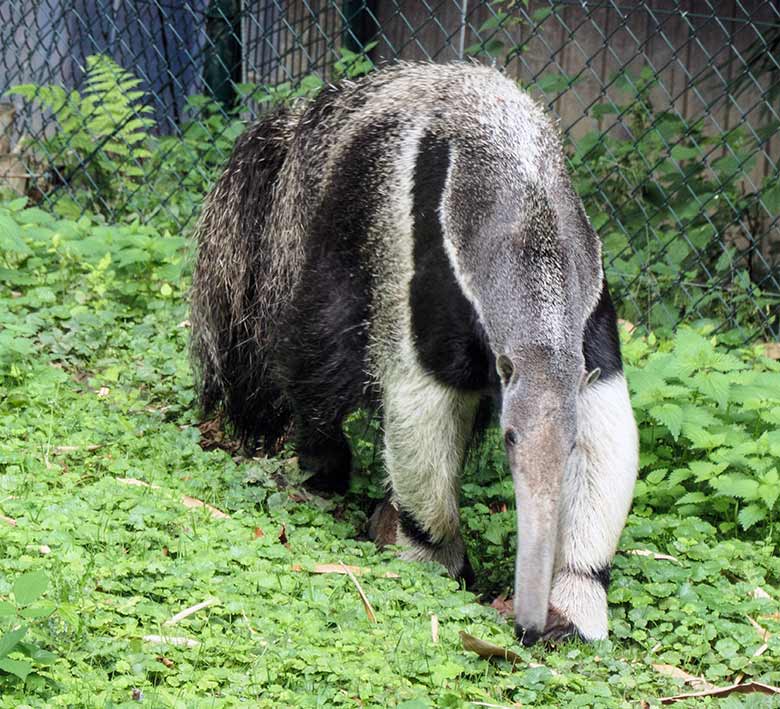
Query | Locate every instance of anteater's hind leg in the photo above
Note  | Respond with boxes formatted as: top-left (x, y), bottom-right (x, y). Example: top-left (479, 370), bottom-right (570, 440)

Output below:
top-left (281, 261), bottom-right (370, 495)
top-left (382, 347), bottom-right (479, 583)
top-left (294, 413), bottom-right (352, 494)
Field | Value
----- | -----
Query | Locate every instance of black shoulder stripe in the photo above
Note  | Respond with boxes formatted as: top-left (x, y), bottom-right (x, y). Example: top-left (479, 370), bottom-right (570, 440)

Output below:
top-left (409, 132), bottom-right (495, 392)
top-left (583, 279), bottom-right (623, 381)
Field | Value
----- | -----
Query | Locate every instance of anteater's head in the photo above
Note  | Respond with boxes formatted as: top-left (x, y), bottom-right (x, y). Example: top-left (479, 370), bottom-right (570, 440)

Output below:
top-left (454, 179), bottom-right (602, 644)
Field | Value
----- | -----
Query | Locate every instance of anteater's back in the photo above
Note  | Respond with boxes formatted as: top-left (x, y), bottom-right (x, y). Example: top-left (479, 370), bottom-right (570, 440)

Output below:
top-left (189, 63), bottom-right (577, 448)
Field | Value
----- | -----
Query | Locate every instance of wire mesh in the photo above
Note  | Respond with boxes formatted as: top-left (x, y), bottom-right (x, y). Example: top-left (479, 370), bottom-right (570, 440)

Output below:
top-left (0, 0), bottom-right (778, 338)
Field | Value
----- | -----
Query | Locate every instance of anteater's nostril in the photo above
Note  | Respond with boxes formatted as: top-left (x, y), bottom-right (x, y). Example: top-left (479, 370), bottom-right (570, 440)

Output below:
top-left (504, 428), bottom-right (518, 447)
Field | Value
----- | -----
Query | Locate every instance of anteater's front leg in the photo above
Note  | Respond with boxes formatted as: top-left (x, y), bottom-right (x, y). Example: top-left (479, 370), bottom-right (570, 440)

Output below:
top-left (382, 348), bottom-right (479, 582)
top-left (545, 285), bottom-right (638, 641)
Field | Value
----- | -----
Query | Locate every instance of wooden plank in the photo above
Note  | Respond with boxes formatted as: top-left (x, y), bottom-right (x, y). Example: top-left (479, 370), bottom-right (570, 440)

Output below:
top-left (729, 0), bottom-right (778, 189)
top-left (374, 1), bottom-right (461, 63)
top-left (552, 3), bottom-right (610, 140)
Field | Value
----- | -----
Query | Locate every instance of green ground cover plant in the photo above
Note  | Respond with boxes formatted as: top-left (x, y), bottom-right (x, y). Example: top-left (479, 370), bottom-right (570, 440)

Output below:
top-left (1, 194), bottom-right (780, 707)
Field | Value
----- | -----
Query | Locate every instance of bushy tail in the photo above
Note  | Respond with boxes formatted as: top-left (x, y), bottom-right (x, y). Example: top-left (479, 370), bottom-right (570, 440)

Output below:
top-left (189, 106), bottom-right (298, 450)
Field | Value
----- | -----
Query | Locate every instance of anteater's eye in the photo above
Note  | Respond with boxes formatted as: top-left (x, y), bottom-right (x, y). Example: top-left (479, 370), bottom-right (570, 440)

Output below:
top-left (496, 355), bottom-right (514, 385)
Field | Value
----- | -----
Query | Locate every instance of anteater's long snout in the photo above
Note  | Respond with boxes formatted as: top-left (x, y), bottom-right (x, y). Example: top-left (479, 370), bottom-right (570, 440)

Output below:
top-left (502, 367), bottom-right (578, 646)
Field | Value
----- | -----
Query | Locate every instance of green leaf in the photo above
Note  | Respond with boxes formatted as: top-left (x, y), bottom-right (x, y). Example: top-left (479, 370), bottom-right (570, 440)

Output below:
top-left (536, 73), bottom-right (572, 94)
top-left (670, 145), bottom-right (700, 161)
top-left (676, 491), bottom-right (708, 505)
top-left (0, 601), bottom-right (15, 617)
top-left (710, 475), bottom-right (759, 500)
top-left (737, 503), bottom-right (766, 530)
top-left (0, 215), bottom-right (31, 255)
top-left (13, 571), bottom-right (49, 606)
top-left (19, 603), bottom-right (55, 619)
top-left (531, 7), bottom-right (553, 22)
top-left (758, 468), bottom-right (779, 510)
top-left (0, 657), bottom-right (34, 680)
top-left (761, 180), bottom-right (780, 216)
top-left (0, 626), bottom-right (27, 659)
top-left (649, 403), bottom-right (683, 439)
top-left (646, 468), bottom-right (667, 485)
top-left (691, 372), bottom-right (731, 409)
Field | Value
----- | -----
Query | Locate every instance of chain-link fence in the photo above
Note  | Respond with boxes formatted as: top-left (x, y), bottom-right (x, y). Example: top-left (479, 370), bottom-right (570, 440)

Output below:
top-left (1, 1), bottom-right (779, 338)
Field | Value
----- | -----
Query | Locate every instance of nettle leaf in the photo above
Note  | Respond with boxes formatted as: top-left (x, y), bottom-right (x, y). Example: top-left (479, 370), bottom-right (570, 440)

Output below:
top-left (688, 460), bottom-right (729, 482)
top-left (668, 467), bottom-right (693, 486)
top-left (13, 571), bottom-right (49, 606)
top-left (684, 427), bottom-right (727, 450)
top-left (676, 491), bottom-right (708, 505)
top-left (646, 468), bottom-right (668, 485)
top-left (758, 468), bottom-right (779, 510)
top-left (710, 475), bottom-right (759, 500)
top-left (649, 403), bottom-right (684, 439)
top-left (737, 503), bottom-right (766, 530)
top-left (691, 371), bottom-right (731, 408)
top-left (680, 405), bottom-right (720, 435)
top-left (759, 406), bottom-right (780, 425)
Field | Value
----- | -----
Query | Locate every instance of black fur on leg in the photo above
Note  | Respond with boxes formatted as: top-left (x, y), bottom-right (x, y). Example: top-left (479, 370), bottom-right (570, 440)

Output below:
top-left (458, 552), bottom-right (476, 590)
top-left (296, 423), bottom-right (352, 495)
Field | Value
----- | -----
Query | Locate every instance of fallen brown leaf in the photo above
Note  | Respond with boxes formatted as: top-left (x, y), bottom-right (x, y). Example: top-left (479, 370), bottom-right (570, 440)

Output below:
top-left (367, 499), bottom-right (398, 547)
top-left (659, 681), bottom-right (780, 704)
top-left (459, 631), bottom-right (523, 666)
top-left (157, 656), bottom-right (174, 668)
top-left (340, 560), bottom-right (377, 623)
top-left (180, 495), bottom-right (230, 520)
top-left (490, 594), bottom-right (514, 618)
top-left (759, 342), bottom-right (780, 360)
top-left (652, 664), bottom-right (716, 692)
top-left (278, 524), bottom-right (288, 545)
top-left (253, 527), bottom-right (265, 539)
top-left (618, 318), bottom-right (636, 333)
top-left (197, 416), bottom-right (240, 453)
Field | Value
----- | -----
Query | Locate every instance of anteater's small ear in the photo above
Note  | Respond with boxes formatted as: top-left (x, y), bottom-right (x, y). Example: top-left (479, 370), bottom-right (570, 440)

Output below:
top-left (496, 354), bottom-right (514, 386)
top-left (581, 367), bottom-right (601, 389)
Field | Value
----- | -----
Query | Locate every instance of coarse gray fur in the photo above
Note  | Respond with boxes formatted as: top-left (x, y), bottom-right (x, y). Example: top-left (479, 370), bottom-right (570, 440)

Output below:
top-left (190, 62), bottom-right (638, 644)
